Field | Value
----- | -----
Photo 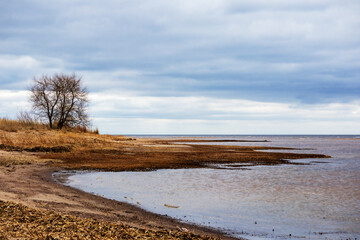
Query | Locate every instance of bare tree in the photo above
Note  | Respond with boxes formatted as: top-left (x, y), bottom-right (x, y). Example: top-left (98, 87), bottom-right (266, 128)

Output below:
top-left (30, 75), bottom-right (60, 129)
top-left (30, 73), bottom-right (89, 129)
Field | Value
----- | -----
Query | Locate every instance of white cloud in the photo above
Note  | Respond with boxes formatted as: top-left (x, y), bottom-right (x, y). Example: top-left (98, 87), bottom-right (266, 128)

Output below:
top-left (0, 90), bottom-right (30, 117)
top-left (1, 89), bottom-right (358, 134)
top-left (89, 93), bottom-right (360, 120)
top-left (0, 55), bottom-right (40, 69)
top-left (93, 117), bottom-right (360, 135)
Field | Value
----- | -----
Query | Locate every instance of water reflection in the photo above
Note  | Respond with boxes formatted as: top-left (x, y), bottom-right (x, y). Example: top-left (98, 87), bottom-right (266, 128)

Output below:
top-left (61, 136), bottom-right (360, 240)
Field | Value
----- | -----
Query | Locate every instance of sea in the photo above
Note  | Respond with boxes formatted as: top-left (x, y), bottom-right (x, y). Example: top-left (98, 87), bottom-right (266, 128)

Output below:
top-left (57, 135), bottom-right (360, 240)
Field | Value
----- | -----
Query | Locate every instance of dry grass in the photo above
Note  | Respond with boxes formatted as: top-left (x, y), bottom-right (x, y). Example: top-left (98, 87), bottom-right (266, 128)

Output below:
top-left (0, 117), bottom-right (99, 134)
top-left (0, 121), bottom-right (331, 240)
top-left (0, 130), bottom-right (85, 148)
top-left (0, 118), bottom-right (108, 151)
top-left (0, 151), bottom-right (56, 167)
top-left (0, 118), bottom-right (47, 132)
top-left (0, 201), bottom-right (216, 240)
top-left (46, 144), bottom-right (330, 171)
top-left (0, 118), bottom-right (330, 171)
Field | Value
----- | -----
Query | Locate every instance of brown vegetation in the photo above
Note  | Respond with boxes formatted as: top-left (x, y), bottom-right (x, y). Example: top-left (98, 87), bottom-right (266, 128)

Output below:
top-left (46, 144), bottom-right (329, 171)
top-left (0, 119), bottom-right (330, 239)
top-left (0, 119), bottom-right (329, 171)
top-left (0, 201), bottom-right (216, 240)
top-left (0, 118), bottom-right (47, 132)
top-left (0, 117), bottom-right (97, 134)
top-left (0, 118), bottom-right (99, 150)
top-left (0, 150), bottom-right (52, 167)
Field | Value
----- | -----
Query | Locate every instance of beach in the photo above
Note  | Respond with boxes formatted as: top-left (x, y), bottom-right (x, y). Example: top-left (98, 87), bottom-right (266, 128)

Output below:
top-left (0, 156), bottom-right (232, 239)
top-left (0, 129), bottom-right (331, 239)
top-left (3, 0), bottom-right (359, 238)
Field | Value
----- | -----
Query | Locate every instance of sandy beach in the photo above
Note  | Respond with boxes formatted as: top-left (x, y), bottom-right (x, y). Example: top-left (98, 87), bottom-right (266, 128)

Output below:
top-left (0, 154), bottom-right (236, 239)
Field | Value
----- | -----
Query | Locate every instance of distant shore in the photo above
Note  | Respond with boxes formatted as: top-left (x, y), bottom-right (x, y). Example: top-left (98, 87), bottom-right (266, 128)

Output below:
top-left (0, 128), bottom-right (330, 239)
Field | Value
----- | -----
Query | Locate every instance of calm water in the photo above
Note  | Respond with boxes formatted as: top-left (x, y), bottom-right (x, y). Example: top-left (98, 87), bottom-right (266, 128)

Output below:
top-left (59, 136), bottom-right (360, 240)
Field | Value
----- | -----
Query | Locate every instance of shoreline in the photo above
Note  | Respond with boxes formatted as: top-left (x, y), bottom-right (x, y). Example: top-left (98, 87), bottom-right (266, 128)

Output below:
top-left (0, 134), bottom-right (330, 239)
top-left (0, 153), bottom-right (239, 239)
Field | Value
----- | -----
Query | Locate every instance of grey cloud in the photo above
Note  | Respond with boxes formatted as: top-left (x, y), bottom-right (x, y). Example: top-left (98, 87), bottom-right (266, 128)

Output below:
top-left (0, 0), bottom-right (359, 104)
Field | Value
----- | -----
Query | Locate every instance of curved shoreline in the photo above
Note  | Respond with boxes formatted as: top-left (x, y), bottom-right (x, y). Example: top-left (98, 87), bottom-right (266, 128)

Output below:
top-left (49, 167), bottom-right (239, 239)
top-left (0, 159), bottom-right (240, 239)
top-left (0, 133), bottom-right (330, 239)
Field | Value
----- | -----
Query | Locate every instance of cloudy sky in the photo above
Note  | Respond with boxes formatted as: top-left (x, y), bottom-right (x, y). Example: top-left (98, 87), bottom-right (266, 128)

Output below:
top-left (1, 0), bottom-right (359, 134)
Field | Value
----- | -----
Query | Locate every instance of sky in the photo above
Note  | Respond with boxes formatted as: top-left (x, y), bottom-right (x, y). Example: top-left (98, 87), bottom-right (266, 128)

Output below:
top-left (1, 0), bottom-right (359, 134)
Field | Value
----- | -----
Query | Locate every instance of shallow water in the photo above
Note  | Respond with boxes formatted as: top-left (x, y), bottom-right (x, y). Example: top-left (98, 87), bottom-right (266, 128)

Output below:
top-left (60, 136), bottom-right (360, 239)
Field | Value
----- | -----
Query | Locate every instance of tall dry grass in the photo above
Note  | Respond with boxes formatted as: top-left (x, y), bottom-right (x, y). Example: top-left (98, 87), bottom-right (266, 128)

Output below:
top-left (0, 118), bottom-right (105, 151)
top-left (0, 115), bottom-right (99, 134)
top-left (0, 129), bottom-right (108, 149)
top-left (0, 118), bottom-right (47, 132)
